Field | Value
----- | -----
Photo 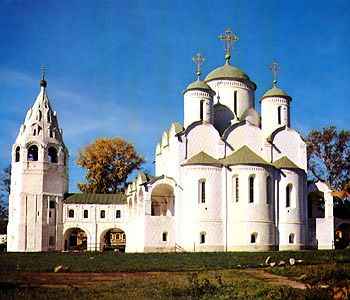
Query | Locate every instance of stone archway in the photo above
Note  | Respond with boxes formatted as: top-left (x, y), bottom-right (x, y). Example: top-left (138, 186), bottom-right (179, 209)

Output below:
top-left (100, 228), bottom-right (126, 252)
top-left (151, 184), bottom-right (175, 216)
top-left (64, 228), bottom-right (88, 251)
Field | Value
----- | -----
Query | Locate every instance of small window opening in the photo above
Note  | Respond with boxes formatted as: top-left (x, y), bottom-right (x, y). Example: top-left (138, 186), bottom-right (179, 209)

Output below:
top-left (38, 110), bottom-right (42, 121)
top-left (251, 233), bottom-right (257, 244)
top-left (266, 176), bottom-right (271, 204)
top-left (234, 91), bottom-right (238, 116)
top-left (200, 100), bottom-right (204, 121)
top-left (162, 232), bottom-right (168, 242)
top-left (233, 176), bottom-right (239, 202)
top-left (100, 210), bottom-right (105, 218)
top-left (47, 111), bottom-right (51, 123)
top-left (68, 209), bottom-right (74, 218)
top-left (15, 146), bottom-right (20, 162)
top-left (49, 128), bottom-right (54, 138)
top-left (116, 210), bottom-right (121, 218)
top-left (199, 180), bottom-right (206, 203)
top-left (27, 145), bottom-right (38, 161)
top-left (84, 210), bottom-right (88, 218)
top-left (48, 147), bottom-right (58, 163)
top-left (200, 232), bottom-right (206, 244)
top-left (286, 184), bottom-right (292, 208)
top-left (278, 106), bottom-right (282, 125)
top-left (289, 233), bottom-right (295, 244)
top-left (249, 176), bottom-right (255, 203)
top-left (49, 201), bottom-right (55, 209)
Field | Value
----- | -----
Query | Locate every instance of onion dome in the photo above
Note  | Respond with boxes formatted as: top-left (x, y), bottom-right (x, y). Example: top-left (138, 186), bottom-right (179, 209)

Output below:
top-left (183, 79), bottom-right (215, 95)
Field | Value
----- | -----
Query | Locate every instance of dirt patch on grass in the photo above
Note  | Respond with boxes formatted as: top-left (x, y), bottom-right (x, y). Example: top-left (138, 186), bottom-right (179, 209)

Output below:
top-left (242, 269), bottom-right (307, 290)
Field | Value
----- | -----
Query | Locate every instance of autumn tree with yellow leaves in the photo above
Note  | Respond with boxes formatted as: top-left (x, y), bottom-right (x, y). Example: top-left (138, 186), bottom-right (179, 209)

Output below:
top-left (77, 138), bottom-right (144, 193)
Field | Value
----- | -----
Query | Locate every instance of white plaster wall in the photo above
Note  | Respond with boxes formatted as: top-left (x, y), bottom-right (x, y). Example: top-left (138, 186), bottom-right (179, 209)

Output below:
top-left (226, 166), bottom-right (276, 251)
top-left (261, 97), bottom-right (290, 136)
top-left (186, 124), bottom-right (224, 159)
top-left (144, 216), bottom-right (175, 252)
top-left (278, 169), bottom-right (307, 250)
top-left (273, 129), bottom-right (307, 171)
top-left (184, 90), bottom-right (213, 128)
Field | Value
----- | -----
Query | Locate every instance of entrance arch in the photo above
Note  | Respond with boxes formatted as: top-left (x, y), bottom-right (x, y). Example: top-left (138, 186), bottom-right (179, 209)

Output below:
top-left (100, 228), bottom-right (126, 252)
top-left (64, 228), bottom-right (88, 251)
top-left (151, 184), bottom-right (175, 216)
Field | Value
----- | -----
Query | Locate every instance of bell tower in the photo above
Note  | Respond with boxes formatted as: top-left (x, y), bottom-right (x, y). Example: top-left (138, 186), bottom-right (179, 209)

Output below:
top-left (7, 70), bottom-right (69, 252)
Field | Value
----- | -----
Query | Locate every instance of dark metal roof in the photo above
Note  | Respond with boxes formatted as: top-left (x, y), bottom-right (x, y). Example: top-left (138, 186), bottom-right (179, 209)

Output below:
top-left (63, 193), bottom-right (127, 205)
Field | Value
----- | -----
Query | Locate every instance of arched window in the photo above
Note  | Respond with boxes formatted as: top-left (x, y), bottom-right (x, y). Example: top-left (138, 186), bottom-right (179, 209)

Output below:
top-left (199, 179), bottom-right (206, 203)
top-left (286, 184), bottom-right (292, 207)
top-left (162, 232), bottom-right (168, 242)
top-left (38, 110), bottom-right (42, 121)
top-left (233, 175), bottom-right (239, 202)
top-left (278, 106), bottom-right (282, 125)
top-left (68, 209), bottom-right (74, 218)
top-left (47, 111), bottom-right (51, 123)
top-left (249, 176), bottom-right (255, 203)
top-left (200, 232), bottom-right (206, 244)
top-left (27, 145), bottom-right (38, 161)
top-left (289, 233), bottom-right (295, 244)
top-left (200, 100), bottom-right (204, 121)
top-left (49, 128), bottom-right (54, 138)
top-left (250, 232), bottom-right (257, 244)
top-left (266, 176), bottom-right (271, 204)
top-left (48, 147), bottom-right (58, 163)
top-left (15, 146), bottom-right (20, 162)
top-left (233, 91), bottom-right (238, 116)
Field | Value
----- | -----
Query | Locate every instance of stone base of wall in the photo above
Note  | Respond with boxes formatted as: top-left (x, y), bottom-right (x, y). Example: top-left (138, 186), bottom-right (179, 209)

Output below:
top-left (279, 244), bottom-right (307, 251)
top-left (227, 245), bottom-right (277, 252)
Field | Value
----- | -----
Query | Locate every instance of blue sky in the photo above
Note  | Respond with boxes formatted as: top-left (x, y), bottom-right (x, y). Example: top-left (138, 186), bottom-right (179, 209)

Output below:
top-left (0, 0), bottom-right (349, 193)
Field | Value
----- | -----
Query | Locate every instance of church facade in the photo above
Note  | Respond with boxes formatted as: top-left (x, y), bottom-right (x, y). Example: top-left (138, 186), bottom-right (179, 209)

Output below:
top-left (7, 29), bottom-right (335, 252)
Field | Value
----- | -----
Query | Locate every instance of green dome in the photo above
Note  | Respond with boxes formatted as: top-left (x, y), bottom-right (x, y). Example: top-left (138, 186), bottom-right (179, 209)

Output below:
top-left (183, 79), bottom-right (215, 94)
top-left (205, 63), bottom-right (256, 90)
top-left (262, 86), bottom-right (291, 100)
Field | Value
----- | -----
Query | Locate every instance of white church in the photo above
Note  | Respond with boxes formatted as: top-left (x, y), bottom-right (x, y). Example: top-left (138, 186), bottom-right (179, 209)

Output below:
top-left (7, 29), bottom-right (338, 253)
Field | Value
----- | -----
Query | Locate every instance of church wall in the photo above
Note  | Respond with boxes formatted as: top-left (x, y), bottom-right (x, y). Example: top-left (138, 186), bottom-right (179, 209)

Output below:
top-left (226, 165), bottom-right (276, 251)
top-left (207, 79), bottom-right (254, 119)
top-left (144, 216), bottom-right (175, 252)
top-left (184, 90), bottom-right (213, 127)
top-left (277, 169), bottom-right (307, 250)
top-left (179, 165), bottom-right (224, 251)
top-left (186, 124), bottom-right (224, 159)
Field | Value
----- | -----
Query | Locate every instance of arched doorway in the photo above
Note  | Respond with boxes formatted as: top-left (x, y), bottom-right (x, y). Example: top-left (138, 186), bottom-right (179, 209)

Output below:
top-left (151, 184), bottom-right (175, 216)
top-left (64, 228), bottom-right (87, 251)
top-left (100, 228), bottom-right (126, 252)
top-left (335, 223), bottom-right (350, 249)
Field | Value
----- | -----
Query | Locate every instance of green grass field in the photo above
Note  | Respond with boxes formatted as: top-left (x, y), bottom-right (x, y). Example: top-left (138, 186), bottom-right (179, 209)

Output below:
top-left (0, 250), bottom-right (349, 299)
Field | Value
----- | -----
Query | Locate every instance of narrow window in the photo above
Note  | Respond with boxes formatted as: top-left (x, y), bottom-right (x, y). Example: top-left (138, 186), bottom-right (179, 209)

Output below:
top-left (278, 106), bottom-right (282, 125)
top-left (266, 176), bottom-right (271, 204)
top-left (233, 176), bottom-right (239, 202)
top-left (249, 176), bottom-right (255, 203)
top-left (116, 210), bottom-right (121, 218)
top-left (234, 91), bottom-right (238, 116)
top-left (286, 184), bottom-right (292, 207)
top-left (68, 209), bottom-right (74, 218)
top-left (49, 211), bottom-right (52, 218)
top-left (49, 128), bottom-right (54, 138)
top-left (49, 201), bottom-right (55, 209)
top-left (84, 210), bottom-right (88, 218)
top-left (199, 180), bottom-right (206, 203)
top-left (289, 233), bottom-right (295, 244)
top-left (200, 232), bottom-right (206, 244)
top-left (27, 145), bottom-right (39, 161)
top-left (33, 129), bottom-right (36, 136)
top-left (100, 210), bottom-right (105, 218)
top-left (162, 232), bottom-right (168, 242)
top-left (48, 147), bottom-right (58, 163)
top-left (38, 110), bottom-right (42, 121)
top-left (15, 146), bottom-right (20, 162)
top-left (200, 100), bottom-right (204, 121)
top-left (47, 111), bottom-right (51, 123)
top-left (251, 233), bottom-right (257, 244)
top-left (49, 236), bottom-right (55, 246)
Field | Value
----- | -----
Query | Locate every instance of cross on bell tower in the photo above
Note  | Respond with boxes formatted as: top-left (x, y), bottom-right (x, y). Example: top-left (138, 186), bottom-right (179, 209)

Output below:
top-left (218, 28), bottom-right (239, 64)
top-left (192, 53), bottom-right (205, 80)
top-left (269, 61), bottom-right (279, 87)
top-left (40, 65), bottom-right (47, 88)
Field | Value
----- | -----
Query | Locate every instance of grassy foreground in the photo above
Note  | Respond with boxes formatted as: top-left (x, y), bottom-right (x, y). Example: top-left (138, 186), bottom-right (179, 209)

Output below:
top-left (0, 249), bottom-right (346, 273)
top-left (0, 250), bottom-right (349, 299)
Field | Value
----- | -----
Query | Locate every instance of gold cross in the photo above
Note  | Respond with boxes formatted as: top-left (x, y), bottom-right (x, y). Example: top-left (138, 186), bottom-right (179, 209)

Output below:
top-left (192, 53), bottom-right (205, 79)
top-left (218, 28), bottom-right (239, 63)
top-left (269, 61), bottom-right (279, 86)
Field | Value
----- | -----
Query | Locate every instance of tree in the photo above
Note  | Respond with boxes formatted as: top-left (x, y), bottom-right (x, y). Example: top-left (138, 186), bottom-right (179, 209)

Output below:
top-left (0, 165), bottom-right (10, 234)
top-left (0, 165), bottom-right (11, 195)
top-left (306, 126), bottom-right (350, 191)
top-left (77, 138), bottom-right (144, 193)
